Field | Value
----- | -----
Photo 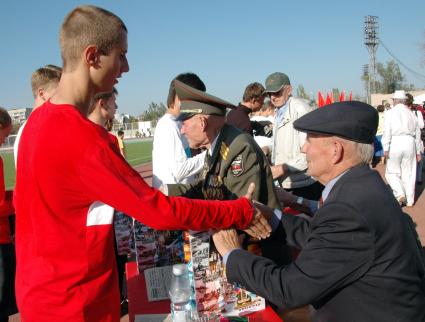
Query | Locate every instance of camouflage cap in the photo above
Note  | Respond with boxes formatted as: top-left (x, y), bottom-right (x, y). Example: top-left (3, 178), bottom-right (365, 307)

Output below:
top-left (264, 72), bottom-right (291, 93)
top-left (175, 80), bottom-right (234, 121)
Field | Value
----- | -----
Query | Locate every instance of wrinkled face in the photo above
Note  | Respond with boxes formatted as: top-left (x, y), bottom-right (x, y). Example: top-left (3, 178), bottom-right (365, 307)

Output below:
top-left (269, 85), bottom-right (291, 108)
top-left (0, 124), bottom-right (12, 146)
top-left (180, 114), bottom-right (207, 149)
top-left (104, 94), bottom-right (117, 120)
top-left (93, 29), bottom-right (129, 93)
top-left (301, 133), bottom-right (334, 184)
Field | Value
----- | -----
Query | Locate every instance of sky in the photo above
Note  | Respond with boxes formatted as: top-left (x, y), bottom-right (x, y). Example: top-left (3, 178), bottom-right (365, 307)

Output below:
top-left (1, 0), bottom-right (424, 116)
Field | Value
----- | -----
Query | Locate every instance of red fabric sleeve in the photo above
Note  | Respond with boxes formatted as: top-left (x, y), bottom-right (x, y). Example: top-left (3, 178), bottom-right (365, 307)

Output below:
top-left (0, 158), bottom-right (14, 218)
top-left (79, 146), bottom-right (253, 231)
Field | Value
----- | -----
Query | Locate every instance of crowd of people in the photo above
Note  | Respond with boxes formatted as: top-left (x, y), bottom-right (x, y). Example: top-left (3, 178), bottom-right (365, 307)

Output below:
top-left (1, 4), bottom-right (425, 322)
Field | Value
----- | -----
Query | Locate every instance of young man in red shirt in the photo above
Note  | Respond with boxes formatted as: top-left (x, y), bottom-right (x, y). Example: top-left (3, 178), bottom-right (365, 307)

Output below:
top-left (14, 5), bottom-right (270, 322)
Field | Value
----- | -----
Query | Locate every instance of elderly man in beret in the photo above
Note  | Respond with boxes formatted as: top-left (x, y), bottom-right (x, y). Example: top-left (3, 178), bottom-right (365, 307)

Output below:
top-left (213, 101), bottom-right (425, 322)
top-left (163, 80), bottom-right (292, 265)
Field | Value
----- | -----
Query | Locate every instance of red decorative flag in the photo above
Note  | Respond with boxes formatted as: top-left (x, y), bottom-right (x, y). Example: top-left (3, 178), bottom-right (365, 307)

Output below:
top-left (348, 91), bottom-right (353, 101)
top-left (339, 91), bottom-right (345, 102)
top-left (325, 93), bottom-right (332, 105)
top-left (317, 91), bottom-right (325, 108)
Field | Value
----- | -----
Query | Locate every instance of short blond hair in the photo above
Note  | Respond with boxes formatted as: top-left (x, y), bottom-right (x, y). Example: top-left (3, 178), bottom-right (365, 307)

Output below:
top-left (30, 65), bottom-right (62, 98)
top-left (60, 5), bottom-right (127, 71)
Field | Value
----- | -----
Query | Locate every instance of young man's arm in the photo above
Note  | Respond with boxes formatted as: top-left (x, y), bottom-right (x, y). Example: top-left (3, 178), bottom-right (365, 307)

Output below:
top-left (79, 145), bottom-right (254, 232)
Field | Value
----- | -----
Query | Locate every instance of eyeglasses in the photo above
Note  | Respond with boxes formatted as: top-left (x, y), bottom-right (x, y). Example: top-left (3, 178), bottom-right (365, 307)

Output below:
top-left (268, 88), bottom-right (284, 98)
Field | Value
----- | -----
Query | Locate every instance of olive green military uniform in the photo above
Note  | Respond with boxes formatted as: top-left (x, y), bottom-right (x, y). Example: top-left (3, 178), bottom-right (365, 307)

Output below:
top-left (168, 124), bottom-right (279, 206)
top-left (166, 80), bottom-right (292, 265)
top-left (167, 124), bottom-right (291, 265)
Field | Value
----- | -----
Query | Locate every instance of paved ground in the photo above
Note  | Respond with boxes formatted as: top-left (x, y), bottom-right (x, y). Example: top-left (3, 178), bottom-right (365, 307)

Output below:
top-left (10, 162), bottom-right (425, 322)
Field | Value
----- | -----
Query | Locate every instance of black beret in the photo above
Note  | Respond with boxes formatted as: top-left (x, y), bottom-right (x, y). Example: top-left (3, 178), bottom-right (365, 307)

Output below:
top-left (293, 101), bottom-right (378, 144)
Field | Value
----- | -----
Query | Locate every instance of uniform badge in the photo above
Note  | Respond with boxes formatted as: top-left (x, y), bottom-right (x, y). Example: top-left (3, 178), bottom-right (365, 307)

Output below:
top-left (220, 142), bottom-right (229, 161)
top-left (230, 154), bottom-right (244, 176)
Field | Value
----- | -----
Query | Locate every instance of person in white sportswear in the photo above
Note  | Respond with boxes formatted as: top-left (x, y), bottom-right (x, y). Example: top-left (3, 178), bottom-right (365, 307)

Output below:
top-left (382, 90), bottom-right (422, 207)
top-left (152, 73), bottom-right (206, 188)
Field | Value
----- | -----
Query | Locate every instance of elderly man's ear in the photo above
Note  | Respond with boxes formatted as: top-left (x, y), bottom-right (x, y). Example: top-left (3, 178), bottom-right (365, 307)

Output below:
top-left (331, 139), bottom-right (345, 164)
top-left (200, 116), bottom-right (208, 131)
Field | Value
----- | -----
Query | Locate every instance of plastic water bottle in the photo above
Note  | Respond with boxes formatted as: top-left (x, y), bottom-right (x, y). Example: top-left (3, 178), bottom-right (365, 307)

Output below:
top-left (169, 263), bottom-right (192, 322)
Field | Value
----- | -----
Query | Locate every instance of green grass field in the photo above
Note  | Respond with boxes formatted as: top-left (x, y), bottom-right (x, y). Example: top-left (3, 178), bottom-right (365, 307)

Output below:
top-left (0, 139), bottom-right (153, 190)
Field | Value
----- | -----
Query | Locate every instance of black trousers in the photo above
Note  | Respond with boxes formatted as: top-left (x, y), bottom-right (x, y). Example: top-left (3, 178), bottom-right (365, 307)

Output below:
top-left (0, 243), bottom-right (18, 319)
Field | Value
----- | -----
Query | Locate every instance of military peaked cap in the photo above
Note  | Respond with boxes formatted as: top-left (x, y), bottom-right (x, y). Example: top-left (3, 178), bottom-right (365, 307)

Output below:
top-left (175, 80), bottom-right (234, 121)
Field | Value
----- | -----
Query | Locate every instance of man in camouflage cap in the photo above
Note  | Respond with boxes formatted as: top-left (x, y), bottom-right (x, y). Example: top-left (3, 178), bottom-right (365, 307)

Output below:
top-left (164, 80), bottom-right (291, 265)
top-left (264, 72), bottom-right (322, 202)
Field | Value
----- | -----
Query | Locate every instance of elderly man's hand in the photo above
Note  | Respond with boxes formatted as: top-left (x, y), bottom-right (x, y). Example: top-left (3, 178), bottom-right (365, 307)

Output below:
top-left (275, 187), bottom-right (296, 206)
top-left (242, 183), bottom-right (272, 239)
top-left (212, 229), bottom-right (241, 257)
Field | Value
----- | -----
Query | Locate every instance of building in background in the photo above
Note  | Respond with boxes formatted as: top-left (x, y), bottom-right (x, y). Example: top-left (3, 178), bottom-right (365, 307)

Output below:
top-left (8, 108), bottom-right (31, 124)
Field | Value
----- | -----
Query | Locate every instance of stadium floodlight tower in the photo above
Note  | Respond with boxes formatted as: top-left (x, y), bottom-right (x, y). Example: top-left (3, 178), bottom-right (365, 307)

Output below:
top-left (364, 15), bottom-right (379, 104)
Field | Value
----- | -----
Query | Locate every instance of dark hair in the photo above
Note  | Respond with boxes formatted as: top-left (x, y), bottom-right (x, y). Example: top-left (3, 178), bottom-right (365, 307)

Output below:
top-left (406, 93), bottom-right (414, 106)
top-left (88, 87), bottom-right (118, 114)
top-left (0, 107), bottom-right (12, 129)
top-left (376, 105), bottom-right (385, 113)
top-left (117, 130), bottom-right (124, 136)
top-left (242, 82), bottom-right (265, 102)
top-left (166, 73), bottom-right (206, 108)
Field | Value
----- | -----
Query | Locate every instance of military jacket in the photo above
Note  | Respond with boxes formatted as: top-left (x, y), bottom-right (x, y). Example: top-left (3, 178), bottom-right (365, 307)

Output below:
top-left (168, 124), bottom-right (280, 209)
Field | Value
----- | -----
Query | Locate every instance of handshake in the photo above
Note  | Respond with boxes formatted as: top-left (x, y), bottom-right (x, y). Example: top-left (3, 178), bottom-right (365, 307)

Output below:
top-left (212, 182), bottom-right (276, 257)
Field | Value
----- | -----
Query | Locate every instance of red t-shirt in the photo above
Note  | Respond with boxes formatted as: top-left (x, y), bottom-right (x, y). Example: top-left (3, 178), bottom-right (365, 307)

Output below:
top-left (0, 157), bottom-right (14, 244)
top-left (15, 101), bottom-right (252, 322)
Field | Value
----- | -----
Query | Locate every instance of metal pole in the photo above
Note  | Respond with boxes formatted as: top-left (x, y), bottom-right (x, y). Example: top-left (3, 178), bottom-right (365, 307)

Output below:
top-left (364, 15), bottom-right (379, 105)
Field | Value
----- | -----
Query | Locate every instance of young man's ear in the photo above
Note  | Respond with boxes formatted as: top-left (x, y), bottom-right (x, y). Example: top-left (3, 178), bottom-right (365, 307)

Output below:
top-left (37, 88), bottom-right (46, 101)
top-left (84, 45), bottom-right (100, 67)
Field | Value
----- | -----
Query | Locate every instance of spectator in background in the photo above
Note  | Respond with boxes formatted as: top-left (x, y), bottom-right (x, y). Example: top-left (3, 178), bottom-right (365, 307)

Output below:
top-left (264, 72), bottom-right (322, 200)
top-left (406, 93), bottom-right (424, 184)
top-left (0, 108), bottom-right (17, 322)
top-left (117, 130), bottom-right (126, 158)
top-left (14, 65), bottom-right (62, 166)
top-left (152, 73), bottom-right (207, 188)
top-left (226, 82), bottom-right (265, 136)
top-left (373, 104), bottom-right (386, 166)
top-left (250, 100), bottom-right (275, 157)
top-left (382, 90), bottom-right (421, 207)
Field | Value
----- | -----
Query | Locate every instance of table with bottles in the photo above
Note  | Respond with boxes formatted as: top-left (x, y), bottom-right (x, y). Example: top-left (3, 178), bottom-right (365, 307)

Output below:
top-left (126, 261), bottom-right (283, 322)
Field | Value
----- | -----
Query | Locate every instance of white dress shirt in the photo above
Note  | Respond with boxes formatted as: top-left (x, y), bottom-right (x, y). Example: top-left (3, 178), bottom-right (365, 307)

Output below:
top-left (152, 113), bottom-right (206, 188)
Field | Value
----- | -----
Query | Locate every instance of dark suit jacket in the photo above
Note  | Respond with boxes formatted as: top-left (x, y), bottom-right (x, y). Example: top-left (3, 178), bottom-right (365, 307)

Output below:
top-left (227, 164), bottom-right (425, 322)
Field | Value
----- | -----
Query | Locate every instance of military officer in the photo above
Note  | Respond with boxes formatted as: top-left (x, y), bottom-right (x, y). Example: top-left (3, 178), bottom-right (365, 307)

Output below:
top-left (163, 80), bottom-right (291, 265)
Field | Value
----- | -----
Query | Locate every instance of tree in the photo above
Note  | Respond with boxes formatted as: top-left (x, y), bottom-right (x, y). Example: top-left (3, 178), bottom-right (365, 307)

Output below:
top-left (139, 102), bottom-right (167, 127)
top-left (296, 84), bottom-right (311, 100)
top-left (375, 60), bottom-right (405, 94)
top-left (361, 60), bottom-right (417, 94)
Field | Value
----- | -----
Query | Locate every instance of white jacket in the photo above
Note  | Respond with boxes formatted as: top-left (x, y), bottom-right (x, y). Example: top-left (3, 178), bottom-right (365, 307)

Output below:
top-left (272, 97), bottom-right (316, 189)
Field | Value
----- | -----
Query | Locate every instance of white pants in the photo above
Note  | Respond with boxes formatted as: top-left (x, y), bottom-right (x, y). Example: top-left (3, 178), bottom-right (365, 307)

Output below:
top-left (385, 136), bottom-right (417, 205)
